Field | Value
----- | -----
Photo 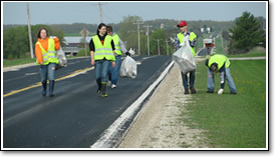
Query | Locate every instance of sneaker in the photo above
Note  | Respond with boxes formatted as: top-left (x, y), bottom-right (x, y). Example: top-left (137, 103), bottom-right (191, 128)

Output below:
top-left (101, 94), bottom-right (108, 97)
top-left (190, 87), bottom-right (196, 94)
top-left (97, 89), bottom-right (101, 94)
top-left (231, 92), bottom-right (237, 95)
top-left (206, 90), bottom-right (214, 93)
top-left (184, 88), bottom-right (189, 95)
top-left (111, 84), bottom-right (117, 88)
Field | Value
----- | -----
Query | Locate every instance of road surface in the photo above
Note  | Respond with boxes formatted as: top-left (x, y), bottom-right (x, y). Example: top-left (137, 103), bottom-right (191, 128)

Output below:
top-left (3, 55), bottom-right (172, 148)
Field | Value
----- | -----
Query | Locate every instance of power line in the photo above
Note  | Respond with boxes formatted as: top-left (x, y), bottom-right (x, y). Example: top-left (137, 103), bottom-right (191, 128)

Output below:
top-left (91, 2), bottom-right (107, 23)
top-left (105, 4), bottom-right (124, 20)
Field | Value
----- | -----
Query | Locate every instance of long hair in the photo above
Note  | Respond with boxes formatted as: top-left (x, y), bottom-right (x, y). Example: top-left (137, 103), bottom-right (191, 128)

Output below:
top-left (96, 23), bottom-right (107, 35)
top-left (37, 28), bottom-right (49, 39)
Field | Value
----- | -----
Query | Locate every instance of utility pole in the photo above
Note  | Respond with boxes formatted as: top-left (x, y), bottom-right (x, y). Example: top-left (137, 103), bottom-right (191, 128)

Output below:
top-left (133, 21), bottom-right (144, 55)
top-left (92, 2), bottom-right (106, 23)
top-left (164, 40), bottom-right (170, 55)
top-left (154, 39), bottom-right (162, 55)
top-left (143, 25), bottom-right (152, 56)
top-left (26, 2), bottom-right (34, 58)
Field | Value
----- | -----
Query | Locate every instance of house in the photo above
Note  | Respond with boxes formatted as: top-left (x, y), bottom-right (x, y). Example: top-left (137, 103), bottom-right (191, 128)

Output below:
top-left (63, 37), bottom-right (91, 56)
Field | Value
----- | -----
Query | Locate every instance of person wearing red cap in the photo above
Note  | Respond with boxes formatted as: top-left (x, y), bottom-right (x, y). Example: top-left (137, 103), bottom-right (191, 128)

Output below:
top-left (175, 20), bottom-right (197, 95)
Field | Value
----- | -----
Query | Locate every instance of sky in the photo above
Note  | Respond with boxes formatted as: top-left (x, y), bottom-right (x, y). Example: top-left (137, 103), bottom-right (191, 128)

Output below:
top-left (2, 1), bottom-right (267, 25)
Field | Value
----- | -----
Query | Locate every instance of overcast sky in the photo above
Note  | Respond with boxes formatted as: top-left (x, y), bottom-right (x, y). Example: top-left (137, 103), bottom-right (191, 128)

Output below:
top-left (2, 1), bottom-right (267, 25)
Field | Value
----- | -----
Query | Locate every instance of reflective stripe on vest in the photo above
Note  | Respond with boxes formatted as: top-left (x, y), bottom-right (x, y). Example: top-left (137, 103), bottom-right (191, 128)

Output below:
top-left (92, 35), bottom-right (115, 61)
top-left (36, 38), bottom-right (59, 65)
top-left (208, 54), bottom-right (231, 70)
top-left (177, 32), bottom-right (197, 56)
top-left (112, 34), bottom-right (122, 55)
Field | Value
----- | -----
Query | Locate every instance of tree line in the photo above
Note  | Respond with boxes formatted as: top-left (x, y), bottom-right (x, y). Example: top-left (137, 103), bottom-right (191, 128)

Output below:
top-left (3, 25), bottom-right (65, 59)
top-left (3, 12), bottom-right (266, 59)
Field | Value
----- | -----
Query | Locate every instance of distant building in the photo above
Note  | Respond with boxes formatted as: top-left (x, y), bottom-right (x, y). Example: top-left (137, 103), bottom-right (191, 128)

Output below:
top-left (206, 27), bottom-right (211, 33)
top-left (63, 37), bottom-right (91, 56)
top-left (201, 28), bottom-right (204, 33)
top-left (160, 23), bottom-right (164, 29)
top-left (64, 37), bottom-right (91, 47)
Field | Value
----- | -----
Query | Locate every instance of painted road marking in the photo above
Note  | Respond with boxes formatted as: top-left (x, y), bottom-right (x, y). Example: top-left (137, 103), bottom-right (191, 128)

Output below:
top-left (3, 67), bottom-right (94, 98)
top-left (90, 61), bottom-right (174, 148)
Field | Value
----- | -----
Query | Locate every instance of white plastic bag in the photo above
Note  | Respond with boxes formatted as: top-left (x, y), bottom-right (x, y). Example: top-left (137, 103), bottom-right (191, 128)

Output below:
top-left (56, 46), bottom-right (67, 70)
top-left (172, 40), bottom-right (196, 74)
top-left (120, 56), bottom-right (137, 78)
top-left (50, 36), bottom-right (67, 70)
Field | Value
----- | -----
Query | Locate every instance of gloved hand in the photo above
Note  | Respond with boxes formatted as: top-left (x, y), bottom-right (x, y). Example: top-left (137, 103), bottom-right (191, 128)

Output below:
top-left (50, 36), bottom-right (57, 39)
top-left (179, 41), bottom-right (187, 47)
top-left (218, 88), bottom-right (224, 95)
top-left (125, 52), bottom-right (131, 56)
top-left (128, 48), bottom-right (135, 56)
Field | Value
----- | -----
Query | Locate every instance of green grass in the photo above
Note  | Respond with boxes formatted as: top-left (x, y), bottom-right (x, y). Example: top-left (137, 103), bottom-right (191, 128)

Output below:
top-left (215, 37), bottom-right (227, 54)
top-left (227, 52), bottom-right (266, 58)
top-left (182, 59), bottom-right (267, 148)
top-left (3, 49), bottom-right (90, 68)
top-left (3, 58), bottom-right (37, 67)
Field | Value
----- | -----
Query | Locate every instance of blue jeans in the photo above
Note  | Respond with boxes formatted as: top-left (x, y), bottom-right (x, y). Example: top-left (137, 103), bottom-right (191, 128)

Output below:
top-left (207, 67), bottom-right (237, 93)
top-left (95, 59), bottom-right (110, 84)
top-left (108, 55), bottom-right (121, 85)
top-left (39, 63), bottom-right (56, 82)
top-left (181, 70), bottom-right (195, 89)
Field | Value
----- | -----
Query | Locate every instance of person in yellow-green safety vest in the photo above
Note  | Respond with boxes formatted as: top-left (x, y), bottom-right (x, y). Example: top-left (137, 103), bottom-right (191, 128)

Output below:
top-left (205, 54), bottom-right (237, 95)
top-left (35, 28), bottom-right (60, 97)
top-left (174, 20), bottom-right (197, 95)
top-left (89, 23), bottom-right (116, 97)
top-left (106, 25), bottom-right (131, 89)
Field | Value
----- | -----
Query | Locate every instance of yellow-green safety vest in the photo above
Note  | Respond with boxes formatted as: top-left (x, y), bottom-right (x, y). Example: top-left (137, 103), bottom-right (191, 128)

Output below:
top-left (112, 34), bottom-right (123, 56)
top-left (92, 35), bottom-right (115, 61)
top-left (36, 38), bottom-right (59, 65)
top-left (177, 32), bottom-right (197, 56)
top-left (208, 54), bottom-right (231, 70)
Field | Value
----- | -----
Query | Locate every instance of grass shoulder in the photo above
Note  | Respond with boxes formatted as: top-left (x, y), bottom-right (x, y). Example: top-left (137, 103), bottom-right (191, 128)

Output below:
top-left (181, 59), bottom-right (266, 148)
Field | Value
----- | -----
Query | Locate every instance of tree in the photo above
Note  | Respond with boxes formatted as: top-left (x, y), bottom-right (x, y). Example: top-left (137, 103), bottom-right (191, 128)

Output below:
top-left (228, 12), bottom-right (266, 54)
top-left (150, 29), bottom-right (166, 55)
top-left (119, 16), bottom-right (145, 54)
top-left (3, 25), bottom-right (65, 59)
top-left (3, 26), bottom-right (29, 59)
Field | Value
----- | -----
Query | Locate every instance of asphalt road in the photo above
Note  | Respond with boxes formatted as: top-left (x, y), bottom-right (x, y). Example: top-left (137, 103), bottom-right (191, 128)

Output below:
top-left (3, 55), bottom-right (172, 148)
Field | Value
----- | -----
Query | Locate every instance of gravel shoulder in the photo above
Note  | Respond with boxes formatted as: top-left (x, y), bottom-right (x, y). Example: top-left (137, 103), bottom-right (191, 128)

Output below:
top-left (118, 63), bottom-right (210, 149)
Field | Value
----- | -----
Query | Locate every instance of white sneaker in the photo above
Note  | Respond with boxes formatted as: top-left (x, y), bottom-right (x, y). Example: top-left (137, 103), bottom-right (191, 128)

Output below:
top-left (108, 81), bottom-right (112, 86)
top-left (111, 84), bottom-right (117, 88)
top-left (218, 89), bottom-right (224, 95)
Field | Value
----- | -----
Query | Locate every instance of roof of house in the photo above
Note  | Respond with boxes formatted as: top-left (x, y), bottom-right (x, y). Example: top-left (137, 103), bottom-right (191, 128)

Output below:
top-left (64, 36), bottom-right (92, 45)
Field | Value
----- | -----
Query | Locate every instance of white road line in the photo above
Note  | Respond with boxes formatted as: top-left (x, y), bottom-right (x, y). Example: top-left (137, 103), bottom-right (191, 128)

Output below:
top-left (90, 61), bottom-right (174, 148)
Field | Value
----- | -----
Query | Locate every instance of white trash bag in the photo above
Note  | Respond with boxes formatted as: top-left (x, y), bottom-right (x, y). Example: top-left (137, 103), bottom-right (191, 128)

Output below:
top-left (172, 39), bottom-right (196, 74)
top-left (56, 46), bottom-right (67, 70)
top-left (120, 56), bottom-right (137, 78)
top-left (50, 36), bottom-right (67, 70)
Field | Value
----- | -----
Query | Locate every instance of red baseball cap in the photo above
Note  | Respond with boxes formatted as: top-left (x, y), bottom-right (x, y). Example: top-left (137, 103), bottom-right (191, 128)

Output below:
top-left (177, 21), bottom-right (187, 27)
